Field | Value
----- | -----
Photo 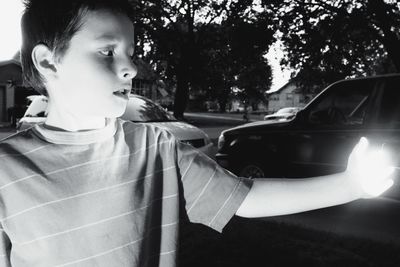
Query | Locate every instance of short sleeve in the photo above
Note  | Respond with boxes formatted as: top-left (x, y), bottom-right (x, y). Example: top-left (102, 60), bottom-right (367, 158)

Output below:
top-left (176, 141), bottom-right (253, 232)
top-left (0, 224), bottom-right (11, 267)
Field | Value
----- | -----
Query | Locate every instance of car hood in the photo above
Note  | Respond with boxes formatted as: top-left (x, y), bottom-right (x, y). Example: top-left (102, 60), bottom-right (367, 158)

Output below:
top-left (265, 113), bottom-right (293, 118)
top-left (222, 119), bottom-right (292, 135)
top-left (147, 121), bottom-right (210, 141)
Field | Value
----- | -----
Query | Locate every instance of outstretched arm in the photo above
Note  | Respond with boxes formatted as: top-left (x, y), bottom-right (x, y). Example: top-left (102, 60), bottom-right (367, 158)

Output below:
top-left (236, 137), bottom-right (395, 218)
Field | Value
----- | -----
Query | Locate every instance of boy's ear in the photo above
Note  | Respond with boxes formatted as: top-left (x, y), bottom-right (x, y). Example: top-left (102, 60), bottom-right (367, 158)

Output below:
top-left (31, 44), bottom-right (57, 78)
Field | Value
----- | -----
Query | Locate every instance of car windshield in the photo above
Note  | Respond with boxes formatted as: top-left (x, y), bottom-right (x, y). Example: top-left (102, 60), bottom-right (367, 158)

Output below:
top-left (121, 96), bottom-right (176, 122)
top-left (24, 96), bottom-right (48, 117)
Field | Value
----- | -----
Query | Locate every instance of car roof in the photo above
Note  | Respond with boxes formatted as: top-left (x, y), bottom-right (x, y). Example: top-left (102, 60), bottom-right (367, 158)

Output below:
top-left (330, 73), bottom-right (400, 86)
top-left (301, 74), bottom-right (400, 111)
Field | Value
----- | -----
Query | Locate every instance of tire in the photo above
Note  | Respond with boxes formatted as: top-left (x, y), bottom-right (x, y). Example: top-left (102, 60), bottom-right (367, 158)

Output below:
top-left (239, 163), bottom-right (265, 178)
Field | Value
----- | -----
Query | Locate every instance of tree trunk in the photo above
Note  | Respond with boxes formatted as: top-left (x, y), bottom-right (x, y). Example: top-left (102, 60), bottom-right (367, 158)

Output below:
top-left (173, 4), bottom-right (196, 119)
top-left (173, 70), bottom-right (189, 120)
top-left (218, 97), bottom-right (227, 113)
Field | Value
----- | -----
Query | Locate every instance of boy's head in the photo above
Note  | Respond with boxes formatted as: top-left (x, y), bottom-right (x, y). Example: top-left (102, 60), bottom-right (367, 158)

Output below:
top-left (21, 0), bottom-right (135, 96)
top-left (20, 0), bottom-right (137, 125)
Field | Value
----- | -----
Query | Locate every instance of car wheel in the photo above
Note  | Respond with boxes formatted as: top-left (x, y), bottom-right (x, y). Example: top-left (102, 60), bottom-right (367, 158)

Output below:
top-left (239, 163), bottom-right (265, 178)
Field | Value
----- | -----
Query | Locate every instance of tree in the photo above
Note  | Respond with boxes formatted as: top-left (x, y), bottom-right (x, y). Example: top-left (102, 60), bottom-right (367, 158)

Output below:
top-left (262, 0), bottom-right (400, 91)
top-left (195, 15), bottom-right (274, 112)
top-left (229, 19), bottom-right (273, 109)
top-left (130, 0), bottom-right (274, 117)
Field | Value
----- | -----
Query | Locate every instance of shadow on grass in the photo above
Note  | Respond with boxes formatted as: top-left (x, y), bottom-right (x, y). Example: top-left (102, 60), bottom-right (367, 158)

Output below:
top-left (180, 216), bottom-right (400, 267)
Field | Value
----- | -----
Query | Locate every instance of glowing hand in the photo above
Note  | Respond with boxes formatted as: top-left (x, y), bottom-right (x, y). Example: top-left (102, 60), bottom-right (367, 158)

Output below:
top-left (346, 137), bottom-right (395, 198)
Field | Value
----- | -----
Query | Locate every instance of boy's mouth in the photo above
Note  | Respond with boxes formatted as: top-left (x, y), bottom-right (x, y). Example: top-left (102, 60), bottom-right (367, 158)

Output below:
top-left (113, 89), bottom-right (130, 99)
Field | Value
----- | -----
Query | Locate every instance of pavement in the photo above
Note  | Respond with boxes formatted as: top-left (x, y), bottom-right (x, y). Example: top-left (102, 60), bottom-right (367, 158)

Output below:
top-left (185, 111), bottom-right (265, 122)
top-left (265, 195), bottom-right (400, 246)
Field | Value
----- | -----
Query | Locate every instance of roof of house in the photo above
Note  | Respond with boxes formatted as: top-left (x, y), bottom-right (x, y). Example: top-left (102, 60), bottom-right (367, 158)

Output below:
top-left (268, 80), bottom-right (296, 95)
top-left (0, 59), bottom-right (23, 85)
top-left (0, 59), bottom-right (21, 68)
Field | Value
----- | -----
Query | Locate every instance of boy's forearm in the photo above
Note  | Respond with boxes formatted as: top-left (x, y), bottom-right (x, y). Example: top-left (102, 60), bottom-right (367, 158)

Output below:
top-left (236, 172), bottom-right (359, 218)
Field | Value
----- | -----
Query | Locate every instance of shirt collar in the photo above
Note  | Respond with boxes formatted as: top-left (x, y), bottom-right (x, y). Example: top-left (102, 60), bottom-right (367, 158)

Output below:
top-left (32, 118), bottom-right (117, 145)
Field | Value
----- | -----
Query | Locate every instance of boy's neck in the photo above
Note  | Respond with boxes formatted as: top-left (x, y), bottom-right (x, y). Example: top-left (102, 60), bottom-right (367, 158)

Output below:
top-left (43, 96), bottom-right (108, 132)
top-left (44, 116), bottom-right (107, 132)
top-left (45, 110), bottom-right (107, 132)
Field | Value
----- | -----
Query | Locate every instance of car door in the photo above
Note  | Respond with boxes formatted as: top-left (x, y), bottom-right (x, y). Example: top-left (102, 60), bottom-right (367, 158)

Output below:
top-left (284, 78), bottom-right (378, 178)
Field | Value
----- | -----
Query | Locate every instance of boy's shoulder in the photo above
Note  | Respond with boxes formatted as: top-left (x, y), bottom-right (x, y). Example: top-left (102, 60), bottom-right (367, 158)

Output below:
top-left (116, 119), bottom-right (179, 161)
top-left (0, 128), bottom-right (39, 152)
top-left (0, 128), bottom-right (46, 181)
top-left (118, 118), bottom-right (176, 143)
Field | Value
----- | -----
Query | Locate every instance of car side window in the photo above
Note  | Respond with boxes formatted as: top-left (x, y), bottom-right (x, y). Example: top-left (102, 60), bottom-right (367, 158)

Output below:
top-left (375, 77), bottom-right (400, 128)
top-left (308, 80), bottom-right (374, 126)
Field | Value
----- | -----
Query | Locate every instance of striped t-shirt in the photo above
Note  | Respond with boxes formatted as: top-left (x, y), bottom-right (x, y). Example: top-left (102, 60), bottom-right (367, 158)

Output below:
top-left (0, 119), bottom-right (252, 267)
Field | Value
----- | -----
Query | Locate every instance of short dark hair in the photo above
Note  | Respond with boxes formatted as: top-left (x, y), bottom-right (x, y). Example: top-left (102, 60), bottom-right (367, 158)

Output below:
top-left (21, 0), bottom-right (134, 95)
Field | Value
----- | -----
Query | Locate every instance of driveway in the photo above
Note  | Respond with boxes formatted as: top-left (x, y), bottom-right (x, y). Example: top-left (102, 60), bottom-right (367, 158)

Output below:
top-left (264, 192), bottom-right (400, 245)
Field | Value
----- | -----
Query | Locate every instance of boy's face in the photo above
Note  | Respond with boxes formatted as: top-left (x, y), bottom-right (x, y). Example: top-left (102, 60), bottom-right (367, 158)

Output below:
top-left (49, 9), bottom-right (136, 123)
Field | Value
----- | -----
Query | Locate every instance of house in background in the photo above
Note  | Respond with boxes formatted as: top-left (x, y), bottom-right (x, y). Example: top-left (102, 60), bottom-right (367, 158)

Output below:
top-left (267, 81), bottom-right (315, 114)
top-left (0, 59), bottom-right (37, 125)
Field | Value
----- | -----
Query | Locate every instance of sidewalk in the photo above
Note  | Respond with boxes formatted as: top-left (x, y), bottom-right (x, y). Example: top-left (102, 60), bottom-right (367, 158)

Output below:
top-left (184, 112), bottom-right (265, 122)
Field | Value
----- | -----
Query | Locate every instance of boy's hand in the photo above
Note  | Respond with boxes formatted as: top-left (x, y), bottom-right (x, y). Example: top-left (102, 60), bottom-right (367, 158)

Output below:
top-left (346, 137), bottom-right (395, 198)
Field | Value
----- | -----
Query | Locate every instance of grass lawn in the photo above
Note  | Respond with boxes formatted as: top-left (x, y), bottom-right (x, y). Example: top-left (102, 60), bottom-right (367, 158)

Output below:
top-left (180, 216), bottom-right (400, 267)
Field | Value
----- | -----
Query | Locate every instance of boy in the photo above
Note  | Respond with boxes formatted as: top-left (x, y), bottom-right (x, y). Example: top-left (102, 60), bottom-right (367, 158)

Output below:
top-left (0, 0), bottom-right (394, 266)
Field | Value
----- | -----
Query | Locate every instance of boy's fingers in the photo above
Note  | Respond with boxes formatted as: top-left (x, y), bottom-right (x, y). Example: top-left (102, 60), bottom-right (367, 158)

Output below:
top-left (349, 137), bottom-right (368, 164)
top-left (363, 179), bottom-right (394, 198)
top-left (384, 166), bottom-right (395, 178)
top-left (355, 137), bottom-right (368, 155)
top-left (374, 179), bottom-right (394, 197)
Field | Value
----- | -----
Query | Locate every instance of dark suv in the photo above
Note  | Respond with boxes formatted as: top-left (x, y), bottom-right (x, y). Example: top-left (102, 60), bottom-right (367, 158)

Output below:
top-left (216, 74), bottom-right (400, 179)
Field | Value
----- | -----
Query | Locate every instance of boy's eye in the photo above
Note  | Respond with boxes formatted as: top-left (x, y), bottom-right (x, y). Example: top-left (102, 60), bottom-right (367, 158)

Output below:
top-left (99, 49), bottom-right (114, 57)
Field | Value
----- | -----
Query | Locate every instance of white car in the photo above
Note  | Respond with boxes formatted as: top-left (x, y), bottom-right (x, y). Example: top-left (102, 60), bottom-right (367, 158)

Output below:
top-left (16, 95), bottom-right (48, 130)
top-left (264, 107), bottom-right (301, 121)
top-left (121, 95), bottom-right (214, 157)
top-left (17, 94), bottom-right (214, 157)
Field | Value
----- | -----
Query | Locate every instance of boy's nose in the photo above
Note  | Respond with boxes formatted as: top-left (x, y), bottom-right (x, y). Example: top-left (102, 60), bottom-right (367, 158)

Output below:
top-left (121, 61), bottom-right (137, 80)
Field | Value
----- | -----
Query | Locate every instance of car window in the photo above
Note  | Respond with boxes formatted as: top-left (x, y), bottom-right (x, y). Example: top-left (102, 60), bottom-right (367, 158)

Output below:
top-left (121, 96), bottom-right (176, 122)
top-left (308, 80), bottom-right (374, 126)
top-left (24, 96), bottom-right (48, 117)
top-left (375, 76), bottom-right (400, 127)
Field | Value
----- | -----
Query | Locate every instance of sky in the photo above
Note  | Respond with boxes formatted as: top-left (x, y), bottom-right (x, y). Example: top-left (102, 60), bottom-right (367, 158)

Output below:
top-left (0, 0), bottom-right (24, 62)
top-left (266, 40), bottom-right (291, 92)
top-left (0, 0), bottom-right (289, 92)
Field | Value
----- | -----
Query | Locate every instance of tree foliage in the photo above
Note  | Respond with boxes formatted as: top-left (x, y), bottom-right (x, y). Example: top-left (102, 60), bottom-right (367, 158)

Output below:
top-left (196, 15), bottom-right (274, 111)
top-left (262, 0), bottom-right (400, 92)
top-left (130, 0), bottom-right (274, 116)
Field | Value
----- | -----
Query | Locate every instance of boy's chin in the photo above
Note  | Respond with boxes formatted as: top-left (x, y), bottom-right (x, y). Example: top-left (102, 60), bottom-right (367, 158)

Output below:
top-left (104, 108), bottom-right (126, 118)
